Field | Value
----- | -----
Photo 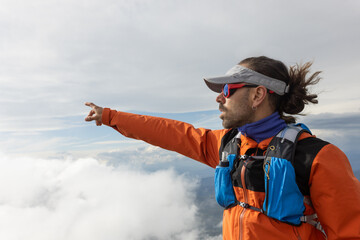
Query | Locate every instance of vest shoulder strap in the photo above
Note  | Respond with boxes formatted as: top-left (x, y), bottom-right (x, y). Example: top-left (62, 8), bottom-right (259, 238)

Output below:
top-left (219, 128), bottom-right (239, 160)
top-left (265, 124), bottom-right (310, 164)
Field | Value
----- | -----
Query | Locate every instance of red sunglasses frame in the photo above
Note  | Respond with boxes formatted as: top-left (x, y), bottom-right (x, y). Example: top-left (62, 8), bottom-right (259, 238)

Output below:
top-left (222, 83), bottom-right (274, 98)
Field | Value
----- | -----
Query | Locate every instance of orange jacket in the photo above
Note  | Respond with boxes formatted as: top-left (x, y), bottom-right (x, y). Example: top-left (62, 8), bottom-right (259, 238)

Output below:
top-left (102, 108), bottom-right (360, 240)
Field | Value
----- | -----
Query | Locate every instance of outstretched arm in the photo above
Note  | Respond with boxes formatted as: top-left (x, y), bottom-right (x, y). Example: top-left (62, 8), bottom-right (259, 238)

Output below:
top-left (84, 102), bottom-right (227, 168)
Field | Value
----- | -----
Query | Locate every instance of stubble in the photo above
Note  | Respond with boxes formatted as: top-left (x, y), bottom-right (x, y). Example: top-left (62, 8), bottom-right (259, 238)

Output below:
top-left (219, 90), bottom-right (254, 129)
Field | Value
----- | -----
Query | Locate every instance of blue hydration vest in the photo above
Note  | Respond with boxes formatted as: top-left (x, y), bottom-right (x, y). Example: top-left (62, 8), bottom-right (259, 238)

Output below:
top-left (215, 124), bottom-right (324, 233)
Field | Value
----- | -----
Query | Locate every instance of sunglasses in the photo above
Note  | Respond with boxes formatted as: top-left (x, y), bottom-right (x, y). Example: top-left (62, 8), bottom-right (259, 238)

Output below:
top-left (222, 83), bottom-right (258, 98)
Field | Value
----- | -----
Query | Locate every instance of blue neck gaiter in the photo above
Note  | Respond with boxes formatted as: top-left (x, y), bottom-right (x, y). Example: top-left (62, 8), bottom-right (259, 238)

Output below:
top-left (237, 112), bottom-right (287, 143)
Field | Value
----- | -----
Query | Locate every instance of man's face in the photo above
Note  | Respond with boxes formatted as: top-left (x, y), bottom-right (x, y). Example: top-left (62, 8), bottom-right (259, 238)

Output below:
top-left (216, 85), bottom-right (254, 129)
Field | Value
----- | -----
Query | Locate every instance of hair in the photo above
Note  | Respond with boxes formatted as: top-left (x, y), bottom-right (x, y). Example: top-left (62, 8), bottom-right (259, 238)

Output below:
top-left (239, 56), bottom-right (321, 123)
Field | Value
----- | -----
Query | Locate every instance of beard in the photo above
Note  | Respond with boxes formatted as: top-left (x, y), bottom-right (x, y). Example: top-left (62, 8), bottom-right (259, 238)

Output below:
top-left (219, 91), bottom-right (255, 129)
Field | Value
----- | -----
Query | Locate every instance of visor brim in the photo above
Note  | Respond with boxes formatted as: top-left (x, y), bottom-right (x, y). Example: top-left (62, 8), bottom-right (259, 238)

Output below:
top-left (203, 65), bottom-right (289, 96)
top-left (203, 76), bottom-right (241, 93)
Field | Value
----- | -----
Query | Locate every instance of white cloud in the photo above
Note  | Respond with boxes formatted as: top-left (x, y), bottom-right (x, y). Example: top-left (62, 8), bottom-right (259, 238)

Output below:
top-left (96, 144), bottom-right (215, 178)
top-left (0, 153), bottom-right (210, 240)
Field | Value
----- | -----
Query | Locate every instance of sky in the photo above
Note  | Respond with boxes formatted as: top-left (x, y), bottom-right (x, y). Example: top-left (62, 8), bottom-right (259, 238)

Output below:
top-left (0, 0), bottom-right (360, 239)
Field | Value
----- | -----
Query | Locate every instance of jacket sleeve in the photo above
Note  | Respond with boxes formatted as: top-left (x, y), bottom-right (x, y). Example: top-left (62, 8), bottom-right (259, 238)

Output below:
top-left (309, 144), bottom-right (360, 239)
top-left (101, 108), bottom-right (227, 168)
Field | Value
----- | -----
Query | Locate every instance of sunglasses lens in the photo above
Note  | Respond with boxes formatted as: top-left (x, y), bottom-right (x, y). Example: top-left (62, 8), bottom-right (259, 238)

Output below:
top-left (223, 84), bottom-right (229, 97)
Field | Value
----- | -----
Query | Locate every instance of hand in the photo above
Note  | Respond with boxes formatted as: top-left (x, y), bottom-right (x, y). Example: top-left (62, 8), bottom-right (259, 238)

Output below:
top-left (85, 102), bottom-right (103, 126)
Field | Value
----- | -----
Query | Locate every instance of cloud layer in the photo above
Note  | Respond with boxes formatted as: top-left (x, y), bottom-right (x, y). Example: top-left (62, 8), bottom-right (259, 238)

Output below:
top-left (0, 153), bottom-right (218, 240)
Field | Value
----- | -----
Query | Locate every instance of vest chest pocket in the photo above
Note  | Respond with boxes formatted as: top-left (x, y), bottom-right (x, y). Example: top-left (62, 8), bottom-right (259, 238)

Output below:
top-left (214, 154), bottom-right (237, 208)
top-left (231, 157), bottom-right (265, 192)
top-left (263, 156), bottom-right (305, 225)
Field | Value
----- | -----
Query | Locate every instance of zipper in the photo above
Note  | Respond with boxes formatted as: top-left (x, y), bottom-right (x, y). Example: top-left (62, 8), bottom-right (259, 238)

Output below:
top-left (263, 157), bottom-right (271, 214)
top-left (239, 158), bottom-right (249, 240)
top-left (292, 226), bottom-right (302, 240)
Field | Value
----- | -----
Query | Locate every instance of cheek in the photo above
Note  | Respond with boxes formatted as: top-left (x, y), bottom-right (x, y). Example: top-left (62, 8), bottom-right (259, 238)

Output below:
top-left (234, 97), bottom-right (251, 112)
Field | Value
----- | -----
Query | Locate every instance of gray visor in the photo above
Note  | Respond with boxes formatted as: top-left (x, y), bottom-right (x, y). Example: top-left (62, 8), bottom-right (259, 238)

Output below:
top-left (204, 65), bottom-right (289, 95)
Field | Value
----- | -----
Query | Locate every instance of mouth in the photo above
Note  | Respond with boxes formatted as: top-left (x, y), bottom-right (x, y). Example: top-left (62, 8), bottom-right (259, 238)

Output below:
top-left (219, 104), bottom-right (227, 113)
top-left (219, 105), bottom-right (226, 119)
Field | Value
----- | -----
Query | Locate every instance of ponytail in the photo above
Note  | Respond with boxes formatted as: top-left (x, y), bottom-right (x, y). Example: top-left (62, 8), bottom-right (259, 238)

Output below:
top-left (279, 62), bottom-right (321, 123)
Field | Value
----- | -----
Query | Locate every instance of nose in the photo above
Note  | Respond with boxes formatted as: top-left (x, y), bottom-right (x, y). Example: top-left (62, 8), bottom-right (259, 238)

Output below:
top-left (216, 92), bottom-right (225, 104)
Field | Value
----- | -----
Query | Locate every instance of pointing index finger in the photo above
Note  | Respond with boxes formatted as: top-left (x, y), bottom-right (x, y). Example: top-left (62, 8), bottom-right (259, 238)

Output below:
top-left (85, 102), bottom-right (96, 108)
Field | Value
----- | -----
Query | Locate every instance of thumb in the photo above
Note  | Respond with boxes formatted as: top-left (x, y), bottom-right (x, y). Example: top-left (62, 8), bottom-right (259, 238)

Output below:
top-left (85, 115), bottom-right (96, 121)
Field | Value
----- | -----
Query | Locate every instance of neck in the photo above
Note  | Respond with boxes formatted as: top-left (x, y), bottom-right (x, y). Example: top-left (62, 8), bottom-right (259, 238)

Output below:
top-left (237, 112), bottom-right (287, 143)
top-left (252, 104), bottom-right (274, 122)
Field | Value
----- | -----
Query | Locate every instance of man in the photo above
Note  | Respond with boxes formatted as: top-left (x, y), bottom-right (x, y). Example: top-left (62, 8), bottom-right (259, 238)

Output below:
top-left (85, 56), bottom-right (360, 239)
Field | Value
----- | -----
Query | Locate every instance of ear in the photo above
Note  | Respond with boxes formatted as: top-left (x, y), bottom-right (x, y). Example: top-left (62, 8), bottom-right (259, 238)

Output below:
top-left (250, 86), bottom-right (267, 108)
